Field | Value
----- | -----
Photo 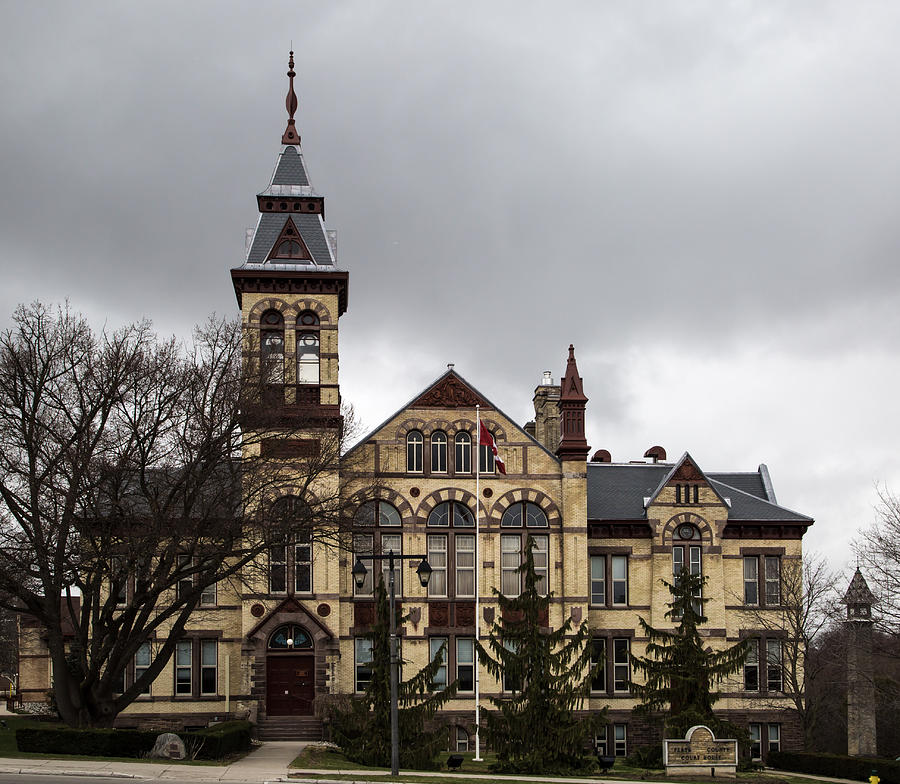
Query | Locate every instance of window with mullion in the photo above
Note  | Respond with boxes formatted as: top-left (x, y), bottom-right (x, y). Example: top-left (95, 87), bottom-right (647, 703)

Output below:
top-left (380, 533), bottom-right (402, 596)
top-left (455, 534), bottom-right (475, 597)
top-left (175, 640), bottom-right (192, 695)
top-left (744, 638), bottom-right (759, 691)
top-left (355, 638), bottom-right (373, 692)
top-left (590, 556), bottom-right (606, 606)
top-left (269, 544), bottom-right (288, 594)
top-left (456, 638), bottom-right (474, 692)
top-left (454, 432), bottom-right (471, 473)
top-left (590, 638), bottom-right (606, 692)
top-left (765, 556), bottom-right (781, 605)
top-left (612, 638), bottom-right (630, 692)
top-left (176, 554), bottom-right (194, 601)
top-left (501, 535), bottom-right (521, 597)
top-left (200, 639), bottom-right (217, 695)
top-left (406, 431), bottom-right (423, 473)
top-left (427, 535), bottom-right (448, 597)
top-left (135, 642), bottom-right (152, 695)
top-left (430, 431), bottom-right (447, 473)
top-left (295, 532), bottom-right (312, 593)
top-left (766, 639), bottom-right (782, 692)
top-left (743, 557), bottom-right (759, 605)
top-left (611, 555), bottom-right (628, 606)
top-left (353, 534), bottom-right (375, 596)
top-left (429, 637), bottom-right (448, 690)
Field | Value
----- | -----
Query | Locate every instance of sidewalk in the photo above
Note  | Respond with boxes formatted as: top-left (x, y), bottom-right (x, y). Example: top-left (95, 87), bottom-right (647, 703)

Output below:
top-left (0, 741), bottom-right (305, 782)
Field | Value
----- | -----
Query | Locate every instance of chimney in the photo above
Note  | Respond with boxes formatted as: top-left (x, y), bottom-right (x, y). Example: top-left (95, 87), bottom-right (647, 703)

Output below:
top-left (556, 345), bottom-right (590, 462)
top-left (532, 370), bottom-right (561, 452)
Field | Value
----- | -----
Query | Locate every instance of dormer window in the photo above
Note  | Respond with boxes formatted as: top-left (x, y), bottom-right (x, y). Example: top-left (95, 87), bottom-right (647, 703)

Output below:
top-left (275, 240), bottom-right (306, 258)
top-left (268, 219), bottom-right (312, 261)
top-left (675, 484), bottom-right (699, 504)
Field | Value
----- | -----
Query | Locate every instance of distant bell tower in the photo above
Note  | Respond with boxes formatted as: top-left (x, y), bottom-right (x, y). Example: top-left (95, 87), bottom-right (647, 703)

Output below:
top-left (842, 567), bottom-right (877, 757)
top-left (231, 51), bottom-right (348, 438)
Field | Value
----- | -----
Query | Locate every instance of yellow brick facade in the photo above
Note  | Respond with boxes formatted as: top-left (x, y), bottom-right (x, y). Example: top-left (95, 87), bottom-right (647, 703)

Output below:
top-left (17, 88), bottom-right (812, 760)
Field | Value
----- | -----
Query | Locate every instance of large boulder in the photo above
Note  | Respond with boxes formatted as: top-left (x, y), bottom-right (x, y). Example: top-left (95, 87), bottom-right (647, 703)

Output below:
top-left (149, 732), bottom-right (186, 760)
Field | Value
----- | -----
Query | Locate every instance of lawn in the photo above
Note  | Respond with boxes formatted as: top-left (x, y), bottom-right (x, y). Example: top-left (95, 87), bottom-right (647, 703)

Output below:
top-left (289, 745), bottom-right (811, 784)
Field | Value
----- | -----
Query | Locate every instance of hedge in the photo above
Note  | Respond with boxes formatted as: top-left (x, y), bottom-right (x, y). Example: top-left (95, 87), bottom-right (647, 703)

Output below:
top-left (15, 721), bottom-right (252, 760)
top-left (768, 751), bottom-right (900, 784)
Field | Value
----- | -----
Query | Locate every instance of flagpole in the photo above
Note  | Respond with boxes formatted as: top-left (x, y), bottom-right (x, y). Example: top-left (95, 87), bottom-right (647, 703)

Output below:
top-left (474, 404), bottom-right (482, 761)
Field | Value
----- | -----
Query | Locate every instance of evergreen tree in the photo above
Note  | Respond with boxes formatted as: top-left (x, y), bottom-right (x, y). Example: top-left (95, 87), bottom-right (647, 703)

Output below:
top-left (331, 577), bottom-right (457, 769)
top-left (630, 568), bottom-right (748, 738)
top-left (477, 537), bottom-right (606, 773)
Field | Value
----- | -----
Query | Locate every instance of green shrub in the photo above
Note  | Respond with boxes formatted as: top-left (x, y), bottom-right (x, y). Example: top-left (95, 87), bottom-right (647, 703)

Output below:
top-left (626, 744), bottom-right (664, 769)
top-left (15, 720), bottom-right (252, 760)
top-left (182, 721), bottom-right (252, 759)
top-left (15, 726), bottom-right (157, 757)
top-left (768, 751), bottom-right (900, 784)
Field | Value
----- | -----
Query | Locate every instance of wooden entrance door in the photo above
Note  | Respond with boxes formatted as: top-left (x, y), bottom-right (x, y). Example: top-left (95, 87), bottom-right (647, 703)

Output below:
top-left (266, 655), bottom-right (315, 716)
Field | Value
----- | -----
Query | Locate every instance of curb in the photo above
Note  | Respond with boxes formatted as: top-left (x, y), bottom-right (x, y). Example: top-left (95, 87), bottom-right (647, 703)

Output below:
top-left (0, 769), bottom-right (140, 779)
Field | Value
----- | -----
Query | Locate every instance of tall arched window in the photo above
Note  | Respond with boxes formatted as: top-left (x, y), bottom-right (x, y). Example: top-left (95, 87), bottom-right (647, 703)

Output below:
top-left (260, 309), bottom-right (284, 384)
top-left (406, 431), bottom-right (423, 473)
top-left (500, 501), bottom-right (549, 597)
top-left (268, 496), bottom-right (313, 594)
top-left (296, 311), bottom-right (320, 385)
top-left (426, 501), bottom-right (475, 599)
top-left (431, 431), bottom-right (447, 473)
top-left (454, 432), bottom-right (471, 474)
top-left (353, 500), bottom-right (402, 596)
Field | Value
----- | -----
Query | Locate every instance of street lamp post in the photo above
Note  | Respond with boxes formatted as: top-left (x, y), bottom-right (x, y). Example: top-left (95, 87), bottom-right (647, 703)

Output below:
top-left (352, 551), bottom-right (432, 778)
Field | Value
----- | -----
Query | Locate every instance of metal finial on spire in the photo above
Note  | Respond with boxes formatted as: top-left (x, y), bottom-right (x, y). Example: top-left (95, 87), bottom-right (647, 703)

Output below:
top-left (281, 50), bottom-right (300, 145)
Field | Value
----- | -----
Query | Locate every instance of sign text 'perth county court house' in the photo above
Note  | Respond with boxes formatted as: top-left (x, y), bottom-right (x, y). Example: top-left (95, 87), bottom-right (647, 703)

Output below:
top-left (663, 725), bottom-right (738, 777)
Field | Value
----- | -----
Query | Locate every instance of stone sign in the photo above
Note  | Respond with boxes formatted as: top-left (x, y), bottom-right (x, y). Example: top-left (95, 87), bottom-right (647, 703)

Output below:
top-left (663, 725), bottom-right (737, 777)
top-left (149, 732), bottom-right (186, 760)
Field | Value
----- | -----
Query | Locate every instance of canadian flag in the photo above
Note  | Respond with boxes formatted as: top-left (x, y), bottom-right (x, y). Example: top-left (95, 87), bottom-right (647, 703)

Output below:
top-left (479, 420), bottom-right (506, 475)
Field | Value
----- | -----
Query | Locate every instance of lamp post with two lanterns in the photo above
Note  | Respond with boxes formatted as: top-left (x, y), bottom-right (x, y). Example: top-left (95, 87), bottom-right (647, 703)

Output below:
top-left (352, 551), bottom-right (432, 777)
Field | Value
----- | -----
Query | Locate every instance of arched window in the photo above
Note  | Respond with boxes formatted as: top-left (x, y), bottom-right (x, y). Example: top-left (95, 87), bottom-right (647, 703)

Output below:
top-left (501, 501), bottom-right (548, 528)
top-left (260, 309), bottom-right (284, 384)
top-left (672, 523), bottom-right (702, 614)
top-left (427, 502), bottom-right (475, 599)
top-left (427, 501), bottom-right (474, 528)
top-left (295, 311), bottom-right (320, 386)
top-left (268, 624), bottom-right (313, 650)
top-left (353, 501), bottom-right (402, 597)
top-left (499, 501), bottom-right (549, 597)
top-left (478, 433), bottom-right (496, 473)
top-left (407, 431), bottom-right (423, 473)
top-left (431, 431), bottom-right (447, 473)
top-left (454, 432), bottom-right (471, 474)
top-left (354, 500), bottom-right (401, 527)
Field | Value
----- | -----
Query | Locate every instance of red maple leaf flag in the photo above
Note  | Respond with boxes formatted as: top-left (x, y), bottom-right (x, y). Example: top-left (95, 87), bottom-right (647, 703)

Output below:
top-left (479, 419), bottom-right (506, 475)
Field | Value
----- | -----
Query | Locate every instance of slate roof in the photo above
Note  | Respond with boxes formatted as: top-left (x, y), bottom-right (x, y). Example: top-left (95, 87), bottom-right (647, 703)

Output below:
top-left (586, 462), bottom-right (812, 524)
top-left (245, 212), bottom-right (334, 266)
top-left (272, 145), bottom-right (310, 186)
top-left (236, 145), bottom-right (337, 269)
top-left (842, 568), bottom-right (876, 605)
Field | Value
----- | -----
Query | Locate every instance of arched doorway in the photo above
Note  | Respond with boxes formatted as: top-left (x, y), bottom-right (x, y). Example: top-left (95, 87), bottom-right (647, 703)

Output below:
top-left (266, 624), bottom-right (315, 716)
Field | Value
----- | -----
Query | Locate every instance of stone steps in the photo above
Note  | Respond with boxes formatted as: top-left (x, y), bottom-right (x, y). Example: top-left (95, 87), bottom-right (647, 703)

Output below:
top-left (257, 715), bottom-right (324, 741)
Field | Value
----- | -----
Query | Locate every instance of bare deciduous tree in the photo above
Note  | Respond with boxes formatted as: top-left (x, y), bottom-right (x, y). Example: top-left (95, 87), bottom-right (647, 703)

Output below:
top-left (0, 302), bottom-right (358, 728)
top-left (855, 487), bottom-right (900, 635)
top-left (737, 553), bottom-right (840, 748)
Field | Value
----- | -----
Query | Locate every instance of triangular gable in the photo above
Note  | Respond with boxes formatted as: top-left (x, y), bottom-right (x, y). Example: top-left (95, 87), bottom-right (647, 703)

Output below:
top-left (644, 451), bottom-right (729, 508)
top-left (245, 595), bottom-right (334, 641)
top-left (343, 369), bottom-right (560, 463)
top-left (266, 216), bottom-right (313, 262)
top-left (409, 372), bottom-right (492, 409)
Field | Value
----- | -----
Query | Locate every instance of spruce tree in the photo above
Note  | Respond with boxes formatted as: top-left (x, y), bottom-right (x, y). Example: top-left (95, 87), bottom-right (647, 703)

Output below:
top-left (477, 537), bottom-right (606, 773)
top-left (630, 568), bottom-right (748, 738)
top-left (331, 576), bottom-right (457, 769)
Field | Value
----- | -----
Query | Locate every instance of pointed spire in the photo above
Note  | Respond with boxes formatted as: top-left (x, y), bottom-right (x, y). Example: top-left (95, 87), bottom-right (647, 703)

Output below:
top-left (556, 344), bottom-right (590, 461)
top-left (281, 50), bottom-right (300, 146)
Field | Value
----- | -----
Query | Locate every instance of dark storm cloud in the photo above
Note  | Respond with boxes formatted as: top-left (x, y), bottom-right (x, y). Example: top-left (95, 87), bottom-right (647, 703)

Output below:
top-left (2, 1), bottom-right (900, 570)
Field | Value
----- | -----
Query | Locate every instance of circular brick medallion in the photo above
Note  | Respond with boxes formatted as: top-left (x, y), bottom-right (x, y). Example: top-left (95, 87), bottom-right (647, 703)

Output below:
top-left (410, 487), bottom-right (420, 497)
top-left (250, 603), bottom-right (265, 618)
top-left (483, 488), bottom-right (493, 498)
top-left (317, 603), bottom-right (331, 617)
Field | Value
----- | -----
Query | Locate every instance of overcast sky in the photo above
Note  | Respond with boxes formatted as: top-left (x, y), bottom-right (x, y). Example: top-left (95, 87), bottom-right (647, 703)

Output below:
top-left (2, 1), bottom-right (899, 579)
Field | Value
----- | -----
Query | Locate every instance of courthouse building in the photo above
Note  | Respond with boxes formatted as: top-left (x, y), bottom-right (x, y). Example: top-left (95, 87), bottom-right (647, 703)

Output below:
top-left (19, 58), bottom-right (813, 759)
